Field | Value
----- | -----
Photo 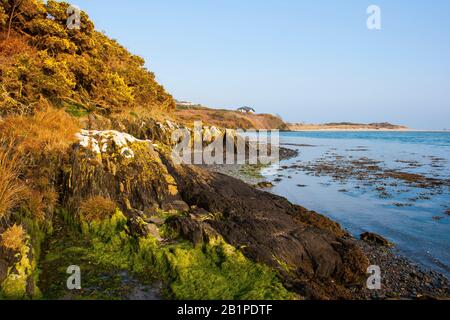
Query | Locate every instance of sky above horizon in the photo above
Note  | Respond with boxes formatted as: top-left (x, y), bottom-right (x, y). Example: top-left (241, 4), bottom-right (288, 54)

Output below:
top-left (72, 0), bottom-right (450, 130)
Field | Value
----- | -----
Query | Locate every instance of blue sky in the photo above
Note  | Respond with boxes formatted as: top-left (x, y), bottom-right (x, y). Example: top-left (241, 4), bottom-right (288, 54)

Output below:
top-left (72, 0), bottom-right (450, 129)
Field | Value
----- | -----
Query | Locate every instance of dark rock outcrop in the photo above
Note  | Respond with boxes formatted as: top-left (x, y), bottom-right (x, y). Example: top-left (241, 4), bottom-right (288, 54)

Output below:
top-left (62, 128), bottom-right (370, 299)
top-left (164, 162), bottom-right (369, 299)
top-left (0, 257), bottom-right (8, 285)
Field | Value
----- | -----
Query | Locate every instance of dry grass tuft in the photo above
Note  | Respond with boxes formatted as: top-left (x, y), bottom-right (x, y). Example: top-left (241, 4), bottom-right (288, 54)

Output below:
top-left (22, 188), bottom-right (47, 222)
top-left (79, 196), bottom-right (117, 223)
top-left (0, 141), bottom-right (25, 221)
top-left (0, 107), bottom-right (80, 156)
top-left (1, 224), bottom-right (27, 252)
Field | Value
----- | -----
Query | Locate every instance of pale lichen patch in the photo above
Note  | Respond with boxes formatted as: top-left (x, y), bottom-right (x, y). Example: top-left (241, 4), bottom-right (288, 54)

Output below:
top-left (76, 130), bottom-right (152, 159)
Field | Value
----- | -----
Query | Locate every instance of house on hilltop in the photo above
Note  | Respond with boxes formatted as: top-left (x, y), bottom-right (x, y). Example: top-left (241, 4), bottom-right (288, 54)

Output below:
top-left (237, 106), bottom-right (255, 113)
top-left (175, 100), bottom-right (196, 107)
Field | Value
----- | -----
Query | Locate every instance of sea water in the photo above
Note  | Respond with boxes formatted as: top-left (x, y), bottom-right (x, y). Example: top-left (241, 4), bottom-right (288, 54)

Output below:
top-left (263, 131), bottom-right (450, 277)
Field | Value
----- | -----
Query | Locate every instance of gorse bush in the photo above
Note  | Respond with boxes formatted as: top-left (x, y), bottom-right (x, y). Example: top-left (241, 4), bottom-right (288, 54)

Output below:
top-left (0, 0), bottom-right (175, 116)
top-left (1, 224), bottom-right (26, 251)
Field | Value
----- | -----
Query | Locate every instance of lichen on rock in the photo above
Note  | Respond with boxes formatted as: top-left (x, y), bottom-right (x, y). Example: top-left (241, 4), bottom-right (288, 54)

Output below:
top-left (76, 129), bottom-right (158, 157)
top-left (66, 129), bottom-right (189, 219)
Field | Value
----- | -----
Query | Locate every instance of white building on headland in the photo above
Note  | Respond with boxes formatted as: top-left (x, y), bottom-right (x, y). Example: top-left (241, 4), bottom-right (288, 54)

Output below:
top-left (176, 100), bottom-right (196, 107)
top-left (237, 106), bottom-right (255, 113)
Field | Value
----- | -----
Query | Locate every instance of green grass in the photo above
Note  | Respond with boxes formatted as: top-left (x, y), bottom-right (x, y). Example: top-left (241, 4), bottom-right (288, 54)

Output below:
top-left (62, 101), bottom-right (89, 118)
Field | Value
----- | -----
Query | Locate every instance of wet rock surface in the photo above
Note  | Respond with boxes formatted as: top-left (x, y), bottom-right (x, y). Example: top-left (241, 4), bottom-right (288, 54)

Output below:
top-left (255, 181), bottom-right (274, 189)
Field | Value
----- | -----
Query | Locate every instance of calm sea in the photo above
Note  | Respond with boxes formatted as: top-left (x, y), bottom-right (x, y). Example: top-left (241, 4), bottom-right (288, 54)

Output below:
top-left (263, 131), bottom-right (450, 277)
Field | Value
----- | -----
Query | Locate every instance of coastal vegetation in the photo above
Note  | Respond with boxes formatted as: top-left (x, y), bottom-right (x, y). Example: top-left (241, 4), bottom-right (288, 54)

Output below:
top-left (0, 0), bottom-right (175, 299)
top-left (0, 0), bottom-right (175, 118)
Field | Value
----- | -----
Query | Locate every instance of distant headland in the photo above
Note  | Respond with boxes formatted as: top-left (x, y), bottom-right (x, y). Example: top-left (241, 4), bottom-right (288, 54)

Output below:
top-left (175, 101), bottom-right (409, 131)
top-left (287, 122), bottom-right (410, 131)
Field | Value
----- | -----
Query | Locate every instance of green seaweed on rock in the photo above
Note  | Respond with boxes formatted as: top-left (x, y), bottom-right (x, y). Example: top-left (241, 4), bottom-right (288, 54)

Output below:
top-left (135, 236), bottom-right (296, 300)
top-left (38, 207), bottom-right (295, 300)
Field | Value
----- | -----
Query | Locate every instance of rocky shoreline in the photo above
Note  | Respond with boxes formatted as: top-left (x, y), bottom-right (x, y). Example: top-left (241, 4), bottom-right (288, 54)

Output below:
top-left (1, 119), bottom-right (447, 299)
top-left (202, 147), bottom-right (450, 299)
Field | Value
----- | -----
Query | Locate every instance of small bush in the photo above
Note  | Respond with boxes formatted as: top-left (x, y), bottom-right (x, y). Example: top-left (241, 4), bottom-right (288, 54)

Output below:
top-left (79, 196), bottom-right (117, 223)
top-left (1, 224), bottom-right (26, 252)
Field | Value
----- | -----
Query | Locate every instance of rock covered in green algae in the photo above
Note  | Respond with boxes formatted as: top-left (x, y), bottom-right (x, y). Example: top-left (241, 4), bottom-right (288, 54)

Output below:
top-left (39, 206), bottom-right (295, 300)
